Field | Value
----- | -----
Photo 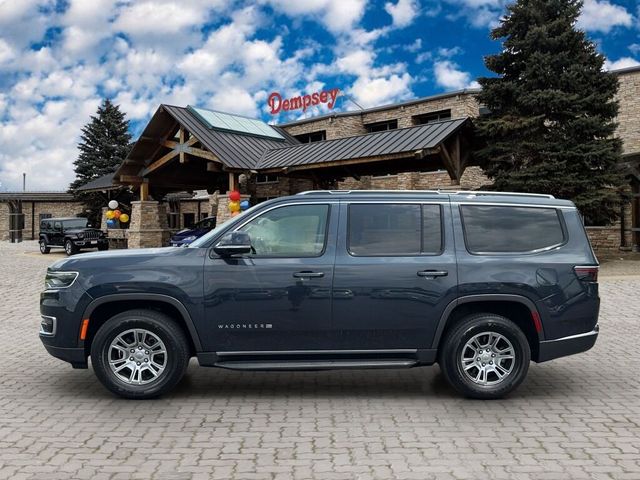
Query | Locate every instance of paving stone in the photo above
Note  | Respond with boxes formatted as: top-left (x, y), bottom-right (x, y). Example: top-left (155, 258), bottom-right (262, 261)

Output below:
top-left (0, 241), bottom-right (639, 479)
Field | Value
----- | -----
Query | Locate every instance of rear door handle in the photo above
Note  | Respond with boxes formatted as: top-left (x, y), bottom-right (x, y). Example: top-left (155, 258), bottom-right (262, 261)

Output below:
top-left (293, 271), bottom-right (325, 279)
top-left (417, 270), bottom-right (448, 278)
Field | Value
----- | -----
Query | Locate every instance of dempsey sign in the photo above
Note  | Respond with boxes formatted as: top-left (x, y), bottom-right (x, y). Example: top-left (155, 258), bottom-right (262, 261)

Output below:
top-left (267, 88), bottom-right (340, 115)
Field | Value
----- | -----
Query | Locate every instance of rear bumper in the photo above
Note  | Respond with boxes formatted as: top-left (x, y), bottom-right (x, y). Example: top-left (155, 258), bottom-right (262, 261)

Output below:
top-left (41, 342), bottom-right (87, 369)
top-left (536, 325), bottom-right (599, 362)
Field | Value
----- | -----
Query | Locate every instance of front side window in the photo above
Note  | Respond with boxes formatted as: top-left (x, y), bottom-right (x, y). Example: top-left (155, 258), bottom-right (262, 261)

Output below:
top-left (348, 204), bottom-right (443, 256)
top-left (461, 205), bottom-right (565, 253)
top-left (238, 204), bottom-right (329, 257)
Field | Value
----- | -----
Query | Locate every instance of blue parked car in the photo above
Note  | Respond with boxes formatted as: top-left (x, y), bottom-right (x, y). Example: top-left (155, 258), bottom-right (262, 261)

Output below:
top-left (169, 217), bottom-right (216, 246)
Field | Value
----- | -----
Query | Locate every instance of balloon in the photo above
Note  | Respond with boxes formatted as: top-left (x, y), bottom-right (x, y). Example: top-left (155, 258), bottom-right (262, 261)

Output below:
top-left (231, 211), bottom-right (240, 217)
top-left (108, 200), bottom-right (118, 210)
top-left (119, 213), bottom-right (129, 223)
top-left (106, 219), bottom-right (117, 228)
top-left (229, 201), bottom-right (241, 213)
top-left (228, 190), bottom-right (241, 202)
top-left (240, 200), bottom-right (250, 210)
top-left (113, 209), bottom-right (121, 219)
top-left (106, 210), bottom-right (115, 219)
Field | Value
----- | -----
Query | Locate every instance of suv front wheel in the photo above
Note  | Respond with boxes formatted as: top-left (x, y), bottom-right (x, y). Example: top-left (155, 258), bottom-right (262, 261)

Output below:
top-left (39, 239), bottom-right (50, 254)
top-left (439, 313), bottom-right (530, 399)
top-left (91, 309), bottom-right (190, 399)
top-left (64, 239), bottom-right (78, 256)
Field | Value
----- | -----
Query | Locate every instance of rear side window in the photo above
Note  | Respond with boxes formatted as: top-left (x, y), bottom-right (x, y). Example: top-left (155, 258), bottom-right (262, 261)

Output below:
top-left (461, 205), bottom-right (565, 254)
top-left (348, 204), bottom-right (442, 256)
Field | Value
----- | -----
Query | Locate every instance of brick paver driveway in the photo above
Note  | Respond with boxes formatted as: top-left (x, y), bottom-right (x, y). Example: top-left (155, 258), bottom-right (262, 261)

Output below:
top-left (0, 241), bottom-right (639, 480)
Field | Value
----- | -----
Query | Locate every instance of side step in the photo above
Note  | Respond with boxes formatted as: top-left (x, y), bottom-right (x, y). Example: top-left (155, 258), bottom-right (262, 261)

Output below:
top-left (214, 359), bottom-right (417, 371)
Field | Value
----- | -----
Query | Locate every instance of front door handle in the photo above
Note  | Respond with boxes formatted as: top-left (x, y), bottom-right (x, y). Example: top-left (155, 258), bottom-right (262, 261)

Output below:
top-left (417, 270), bottom-right (448, 278)
top-left (293, 271), bottom-right (325, 279)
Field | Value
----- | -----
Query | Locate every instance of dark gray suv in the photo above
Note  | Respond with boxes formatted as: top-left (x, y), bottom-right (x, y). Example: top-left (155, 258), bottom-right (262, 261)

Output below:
top-left (40, 190), bottom-right (599, 399)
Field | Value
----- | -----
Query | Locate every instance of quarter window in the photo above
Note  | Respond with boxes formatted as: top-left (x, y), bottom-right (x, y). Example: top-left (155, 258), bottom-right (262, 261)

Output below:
top-left (461, 205), bottom-right (565, 253)
top-left (239, 204), bottom-right (329, 257)
top-left (348, 204), bottom-right (442, 256)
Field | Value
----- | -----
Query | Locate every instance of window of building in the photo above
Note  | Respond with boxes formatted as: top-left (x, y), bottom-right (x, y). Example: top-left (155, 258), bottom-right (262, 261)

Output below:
top-left (413, 109), bottom-right (452, 125)
top-left (294, 130), bottom-right (326, 143)
top-left (365, 119), bottom-right (398, 133)
top-left (460, 205), bottom-right (565, 254)
top-left (239, 204), bottom-right (329, 257)
top-left (348, 204), bottom-right (442, 256)
top-left (256, 174), bottom-right (279, 184)
top-left (167, 198), bottom-right (180, 229)
top-left (183, 213), bottom-right (195, 228)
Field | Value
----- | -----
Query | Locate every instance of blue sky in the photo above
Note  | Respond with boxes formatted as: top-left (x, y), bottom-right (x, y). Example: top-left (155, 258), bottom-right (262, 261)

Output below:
top-left (0, 0), bottom-right (638, 191)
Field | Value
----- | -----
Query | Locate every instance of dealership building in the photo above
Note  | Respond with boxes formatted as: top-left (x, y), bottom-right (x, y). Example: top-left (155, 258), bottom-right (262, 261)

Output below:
top-left (2, 66), bottom-right (640, 251)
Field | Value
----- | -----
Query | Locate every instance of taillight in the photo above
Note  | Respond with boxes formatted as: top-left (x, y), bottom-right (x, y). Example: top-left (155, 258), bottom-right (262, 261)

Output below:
top-left (574, 265), bottom-right (598, 282)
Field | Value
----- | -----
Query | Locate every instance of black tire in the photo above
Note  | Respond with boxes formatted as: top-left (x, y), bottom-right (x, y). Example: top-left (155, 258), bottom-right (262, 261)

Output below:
top-left (64, 239), bottom-right (77, 256)
top-left (39, 239), bottom-right (50, 254)
top-left (91, 309), bottom-right (190, 399)
top-left (439, 313), bottom-right (530, 399)
top-left (98, 243), bottom-right (109, 251)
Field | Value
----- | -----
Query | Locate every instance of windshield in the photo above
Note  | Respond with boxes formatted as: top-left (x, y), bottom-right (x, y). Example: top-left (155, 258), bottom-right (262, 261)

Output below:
top-left (63, 219), bottom-right (89, 229)
top-left (188, 204), bottom-right (261, 248)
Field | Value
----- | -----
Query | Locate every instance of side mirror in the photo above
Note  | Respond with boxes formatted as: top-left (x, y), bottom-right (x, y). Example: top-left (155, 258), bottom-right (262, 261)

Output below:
top-left (214, 231), bottom-right (252, 257)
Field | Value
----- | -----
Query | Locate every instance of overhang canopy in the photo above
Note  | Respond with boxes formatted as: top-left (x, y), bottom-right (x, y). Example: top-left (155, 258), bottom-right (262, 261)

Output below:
top-left (75, 172), bottom-right (119, 192)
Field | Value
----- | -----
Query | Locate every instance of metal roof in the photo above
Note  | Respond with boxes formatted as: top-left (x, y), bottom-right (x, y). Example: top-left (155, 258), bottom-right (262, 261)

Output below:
top-left (258, 117), bottom-right (469, 170)
top-left (162, 105), bottom-right (294, 170)
top-left (75, 172), bottom-right (118, 192)
top-left (0, 192), bottom-right (76, 202)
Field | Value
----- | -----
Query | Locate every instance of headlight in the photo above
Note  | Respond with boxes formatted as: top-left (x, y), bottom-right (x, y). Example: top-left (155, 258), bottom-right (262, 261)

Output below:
top-left (77, 233), bottom-right (84, 239)
top-left (45, 271), bottom-right (78, 289)
top-left (182, 236), bottom-right (197, 242)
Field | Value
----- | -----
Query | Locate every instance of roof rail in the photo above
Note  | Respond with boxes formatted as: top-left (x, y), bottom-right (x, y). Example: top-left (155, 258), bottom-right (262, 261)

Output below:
top-left (296, 189), bottom-right (555, 199)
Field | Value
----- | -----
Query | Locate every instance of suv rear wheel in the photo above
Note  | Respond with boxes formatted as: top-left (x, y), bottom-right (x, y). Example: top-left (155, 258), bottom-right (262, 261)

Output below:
top-left (439, 313), bottom-right (530, 399)
top-left (39, 239), bottom-right (50, 254)
top-left (91, 309), bottom-right (190, 399)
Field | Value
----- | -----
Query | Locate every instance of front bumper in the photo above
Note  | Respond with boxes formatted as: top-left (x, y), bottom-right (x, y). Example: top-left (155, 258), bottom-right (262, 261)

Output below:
top-left (537, 325), bottom-right (599, 362)
top-left (41, 343), bottom-right (87, 368)
top-left (72, 238), bottom-right (108, 247)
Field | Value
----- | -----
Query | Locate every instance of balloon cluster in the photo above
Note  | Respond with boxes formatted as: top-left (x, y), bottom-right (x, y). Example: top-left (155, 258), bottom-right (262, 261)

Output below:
top-left (228, 190), bottom-right (249, 217)
top-left (105, 200), bottom-right (129, 228)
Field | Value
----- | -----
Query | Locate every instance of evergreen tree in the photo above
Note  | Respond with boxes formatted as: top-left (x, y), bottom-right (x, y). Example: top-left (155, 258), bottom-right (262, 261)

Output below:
top-left (70, 99), bottom-right (131, 190)
top-left (70, 99), bottom-right (132, 223)
top-left (475, 0), bottom-right (625, 224)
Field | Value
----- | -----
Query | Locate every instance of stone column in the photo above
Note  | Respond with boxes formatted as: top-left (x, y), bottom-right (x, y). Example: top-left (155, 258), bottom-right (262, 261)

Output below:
top-left (0, 203), bottom-right (10, 241)
top-left (621, 197), bottom-right (633, 251)
top-left (216, 194), bottom-right (251, 225)
top-left (127, 201), bottom-right (170, 248)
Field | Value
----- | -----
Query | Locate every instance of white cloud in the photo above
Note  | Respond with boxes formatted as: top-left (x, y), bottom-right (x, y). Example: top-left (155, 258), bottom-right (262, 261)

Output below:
top-left (260, 0), bottom-right (367, 33)
top-left (351, 73), bottom-right (413, 106)
top-left (630, 44), bottom-right (640, 56)
top-left (385, 0), bottom-right (420, 28)
top-left (603, 57), bottom-right (640, 71)
top-left (433, 60), bottom-right (480, 90)
top-left (577, 0), bottom-right (633, 33)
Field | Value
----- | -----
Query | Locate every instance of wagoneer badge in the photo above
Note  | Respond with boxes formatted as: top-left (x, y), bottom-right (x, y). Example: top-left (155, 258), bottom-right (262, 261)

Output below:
top-left (218, 323), bottom-right (273, 329)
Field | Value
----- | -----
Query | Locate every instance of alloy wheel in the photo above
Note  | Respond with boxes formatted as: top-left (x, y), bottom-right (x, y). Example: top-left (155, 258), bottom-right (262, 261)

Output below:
top-left (107, 328), bottom-right (168, 385)
top-left (460, 331), bottom-right (516, 386)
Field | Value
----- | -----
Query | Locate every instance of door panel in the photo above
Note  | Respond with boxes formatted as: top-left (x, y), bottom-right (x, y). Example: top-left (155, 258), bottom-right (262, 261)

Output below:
top-left (331, 201), bottom-right (458, 350)
top-left (203, 203), bottom-right (339, 352)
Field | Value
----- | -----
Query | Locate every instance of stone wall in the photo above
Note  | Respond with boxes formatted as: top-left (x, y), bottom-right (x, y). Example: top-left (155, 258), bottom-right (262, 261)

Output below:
top-left (22, 201), bottom-right (85, 240)
top-left (254, 177), bottom-right (315, 199)
top-left (337, 167), bottom-right (490, 191)
top-left (615, 68), bottom-right (640, 156)
top-left (586, 226), bottom-right (622, 252)
top-left (282, 91), bottom-right (480, 140)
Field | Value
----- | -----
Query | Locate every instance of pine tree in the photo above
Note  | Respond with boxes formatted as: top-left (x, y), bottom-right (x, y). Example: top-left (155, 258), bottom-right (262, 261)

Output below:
top-left (70, 99), bottom-right (132, 191)
top-left (475, 0), bottom-right (625, 224)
